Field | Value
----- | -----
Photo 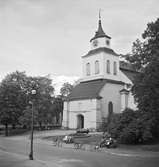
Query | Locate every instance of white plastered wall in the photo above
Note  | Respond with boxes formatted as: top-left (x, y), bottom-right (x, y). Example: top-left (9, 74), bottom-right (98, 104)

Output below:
top-left (99, 82), bottom-right (123, 117)
top-left (63, 99), bottom-right (98, 129)
top-left (128, 92), bottom-right (137, 110)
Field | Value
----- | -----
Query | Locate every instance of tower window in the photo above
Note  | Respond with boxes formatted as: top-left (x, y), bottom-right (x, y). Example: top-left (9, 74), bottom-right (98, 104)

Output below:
top-left (106, 60), bottom-right (110, 74)
top-left (93, 40), bottom-right (98, 47)
top-left (106, 40), bottom-right (110, 46)
top-left (95, 60), bottom-right (99, 74)
top-left (86, 63), bottom-right (90, 76)
top-left (113, 61), bottom-right (117, 75)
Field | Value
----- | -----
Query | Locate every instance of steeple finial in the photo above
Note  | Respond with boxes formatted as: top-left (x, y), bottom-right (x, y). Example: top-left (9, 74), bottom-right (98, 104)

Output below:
top-left (99, 8), bottom-right (101, 20)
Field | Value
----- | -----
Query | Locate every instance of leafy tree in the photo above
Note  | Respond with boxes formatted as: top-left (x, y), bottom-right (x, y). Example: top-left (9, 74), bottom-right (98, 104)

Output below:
top-left (0, 71), bottom-right (28, 136)
top-left (52, 97), bottom-right (63, 125)
top-left (60, 82), bottom-right (73, 97)
top-left (125, 18), bottom-right (159, 140)
top-left (0, 71), bottom-right (55, 134)
top-left (125, 18), bottom-right (159, 70)
top-left (107, 108), bottom-right (154, 144)
top-left (19, 76), bottom-right (55, 129)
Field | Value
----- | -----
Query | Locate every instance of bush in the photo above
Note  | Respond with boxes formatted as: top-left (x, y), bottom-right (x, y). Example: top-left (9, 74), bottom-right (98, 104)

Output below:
top-left (106, 108), bottom-right (156, 144)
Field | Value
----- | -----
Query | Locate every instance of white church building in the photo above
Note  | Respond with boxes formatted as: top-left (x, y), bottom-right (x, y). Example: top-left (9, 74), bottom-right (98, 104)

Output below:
top-left (62, 15), bottom-right (137, 130)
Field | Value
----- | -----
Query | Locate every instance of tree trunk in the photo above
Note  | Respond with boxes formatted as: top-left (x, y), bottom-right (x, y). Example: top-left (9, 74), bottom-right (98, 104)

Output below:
top-left (12, 124), bottom-right (16, 129)
top-left (5, 124), bottom-right (8, 136)
top-left (39, 122), bottom-right (42, 130)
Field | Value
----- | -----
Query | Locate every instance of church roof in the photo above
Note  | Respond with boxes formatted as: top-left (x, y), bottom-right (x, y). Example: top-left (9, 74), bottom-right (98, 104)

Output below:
top-left (90, 15), bottom-right (111, 42)
top-left (67, 79), bottom-right (124, 101)
top-left (120, 69), bottom-right (138, 83)
top-left (119, 61), bottom-right (136, 72)
top-left (82, 47), bottom-right (118, 58)
top-left (120, 61), bottom-right (138, 83)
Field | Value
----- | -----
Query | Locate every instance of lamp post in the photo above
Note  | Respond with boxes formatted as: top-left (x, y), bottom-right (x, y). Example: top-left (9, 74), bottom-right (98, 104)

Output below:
top-left (29, 89), bottom-right (36, 160)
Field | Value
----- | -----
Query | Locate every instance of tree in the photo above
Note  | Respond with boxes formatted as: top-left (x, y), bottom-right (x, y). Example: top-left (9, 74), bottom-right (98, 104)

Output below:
top-left (52, 97), bottom-right (63, 125)
top-left (19, 76), bottom-right (55, 129)
top-left (107, 108), bottom-right (154, 144)
top-left (0, 71), bottom-right (28, 136)
top-left (0, 71), bottom-right (55, 134)
top-left (125, 18), bottom-right (159, 140)
top-left (60, 82), bottom-right (73, 97)
top-left (125, 18), bottom-right (159, 70)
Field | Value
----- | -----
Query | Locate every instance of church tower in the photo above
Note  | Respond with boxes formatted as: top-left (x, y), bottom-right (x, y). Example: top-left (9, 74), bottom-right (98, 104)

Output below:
top-left (62, 13), bottom-right (137, 130)
top-left (81, 13), bottom-right (120, 82)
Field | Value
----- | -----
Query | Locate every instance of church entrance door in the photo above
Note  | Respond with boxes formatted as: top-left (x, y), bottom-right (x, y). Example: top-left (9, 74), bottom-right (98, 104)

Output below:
top-left (77, 114), bottom-right (84, 129)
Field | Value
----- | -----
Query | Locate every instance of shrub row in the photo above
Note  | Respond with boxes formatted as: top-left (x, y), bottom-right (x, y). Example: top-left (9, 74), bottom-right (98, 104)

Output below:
top-left (104, 108), bottom-right (157, 144)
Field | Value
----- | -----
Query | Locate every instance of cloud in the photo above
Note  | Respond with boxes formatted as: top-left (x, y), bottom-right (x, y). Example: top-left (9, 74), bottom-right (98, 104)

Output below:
top-left (51, 75), bottom-right (79, 95)
top-left (0, 0), bottom-right (159, 80)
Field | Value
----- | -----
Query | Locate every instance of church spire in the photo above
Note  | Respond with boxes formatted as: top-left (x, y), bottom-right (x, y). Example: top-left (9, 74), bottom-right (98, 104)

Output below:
top-left (90, 10), bottom-right (111, 42)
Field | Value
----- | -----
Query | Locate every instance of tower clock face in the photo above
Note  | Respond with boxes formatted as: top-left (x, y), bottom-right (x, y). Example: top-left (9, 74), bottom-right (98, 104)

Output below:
top-left (93, 40), bottom-right (98, 47)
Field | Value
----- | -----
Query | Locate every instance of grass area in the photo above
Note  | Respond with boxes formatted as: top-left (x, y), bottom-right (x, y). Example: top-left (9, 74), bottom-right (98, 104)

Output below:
top-left (42, 133), bottom-right (159, 152)
top-left (42, 133), bottom-right (103, 143)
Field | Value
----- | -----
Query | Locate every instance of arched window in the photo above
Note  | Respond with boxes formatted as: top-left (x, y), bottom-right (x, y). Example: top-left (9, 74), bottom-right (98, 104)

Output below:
top-left (113, 61), bottom-right (117, 75)
top-left (106, 60), bottom-right (110, 74)
top-left (86, 63), bottom-right (90, 76)
top-left (95, 60), bottom-right (99, 74)
top-left (108, 101), bottom-right (113, 123)
top-left (108, 101), bottom-right (113, 116)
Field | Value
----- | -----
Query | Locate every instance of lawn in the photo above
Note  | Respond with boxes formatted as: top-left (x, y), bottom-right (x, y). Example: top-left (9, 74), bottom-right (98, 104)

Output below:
top-left (42, 133), bottom-right (159, 152)
top-left (42, 133), bottom-right (103, 144)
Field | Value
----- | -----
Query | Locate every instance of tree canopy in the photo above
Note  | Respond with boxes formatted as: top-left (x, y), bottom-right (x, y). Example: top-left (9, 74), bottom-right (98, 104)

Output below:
top-left (0, 71), bottom-right (57, 135)
top-left (125, 18), bottom-right (159, 140)
top-left (60, 82), bottom-right (73, 97)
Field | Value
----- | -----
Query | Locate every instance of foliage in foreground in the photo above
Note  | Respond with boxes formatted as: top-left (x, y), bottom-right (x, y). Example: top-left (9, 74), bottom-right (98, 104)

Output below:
top-left (0, 71), bottom-right (63, 136)
top-left (106, 108), bottom-right (156, 144)
top-left (110, 18), bottom-right (159, 144)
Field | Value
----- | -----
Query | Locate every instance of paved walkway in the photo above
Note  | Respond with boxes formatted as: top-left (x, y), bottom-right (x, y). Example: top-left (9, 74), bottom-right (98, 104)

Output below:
top-left (0, 149), bottom-right (59, 167)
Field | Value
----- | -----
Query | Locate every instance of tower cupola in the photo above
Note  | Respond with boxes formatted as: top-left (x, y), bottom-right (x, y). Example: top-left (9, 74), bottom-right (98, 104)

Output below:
top-left (90, 11), bottom-right (111, 50)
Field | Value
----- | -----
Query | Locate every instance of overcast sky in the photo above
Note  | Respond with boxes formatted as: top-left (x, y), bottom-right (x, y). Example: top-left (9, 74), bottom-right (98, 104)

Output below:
top-left (0, 0), bottom-right (159, 80)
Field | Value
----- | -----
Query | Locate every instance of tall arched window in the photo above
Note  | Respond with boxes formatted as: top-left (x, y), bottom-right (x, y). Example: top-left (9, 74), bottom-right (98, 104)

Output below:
top-left (86, 63), bottom-right (90, 76)
top-left (108, 101), bottom-right (113, 116)
top-left (108, 101), bottom-right (113, 123)
top-left (95, 60), bottom-right (99, 74)
top-left (113, 61), bottom-right (117, 75)
top-left (106, 60), bottom-right (110, 74)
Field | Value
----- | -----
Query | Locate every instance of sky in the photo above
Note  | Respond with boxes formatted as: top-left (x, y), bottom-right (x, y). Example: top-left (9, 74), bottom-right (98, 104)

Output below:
top-left (0, 0), bottom-right (159, 83)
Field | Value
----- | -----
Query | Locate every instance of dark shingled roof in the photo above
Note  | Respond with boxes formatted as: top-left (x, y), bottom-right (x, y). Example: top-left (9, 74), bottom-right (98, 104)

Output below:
top-left (82, 47), bottom-right (119, 58)
top-left (90, 19), bottom-right (111, 42)
top-left (119, 61), bottom-right (138, 83)
top-left (67, 79), bottom-right (124, 101)
top-left (120, 69), bottom-right (138, 83)
top-left (119, 61), bottom-right (136, 72)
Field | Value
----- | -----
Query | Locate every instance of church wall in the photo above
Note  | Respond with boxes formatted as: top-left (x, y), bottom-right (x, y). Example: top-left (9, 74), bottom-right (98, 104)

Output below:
top-left (99, 83), bottom-right (123, 118)
top-left (96, 99), bottom-right (103, 129)
top-left (63, 99), bottom-right (97, 129)
top-left (128, 92), bottom-right (137, 110)
top-left (62, 101), bottom-right (70, 127)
